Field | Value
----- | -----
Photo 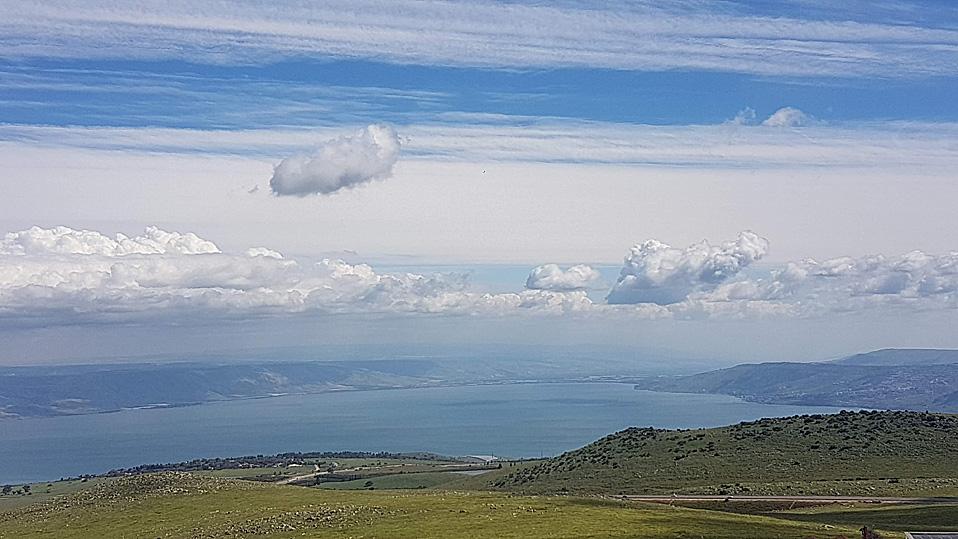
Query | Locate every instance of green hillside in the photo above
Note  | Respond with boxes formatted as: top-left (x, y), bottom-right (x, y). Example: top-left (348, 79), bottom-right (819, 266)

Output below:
top-left (0, 473), bottom-right (864, 539)
top-left (490, 411), bottom-right (958, 496)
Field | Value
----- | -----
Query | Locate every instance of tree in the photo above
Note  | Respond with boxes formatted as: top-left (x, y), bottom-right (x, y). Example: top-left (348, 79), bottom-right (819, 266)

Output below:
top-left (1, 485), bottom-right (11, 495)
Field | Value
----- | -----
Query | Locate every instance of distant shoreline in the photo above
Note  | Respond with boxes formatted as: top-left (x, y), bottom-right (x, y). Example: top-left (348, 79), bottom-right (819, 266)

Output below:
top-left (2, 377), bottom-right (654, 421)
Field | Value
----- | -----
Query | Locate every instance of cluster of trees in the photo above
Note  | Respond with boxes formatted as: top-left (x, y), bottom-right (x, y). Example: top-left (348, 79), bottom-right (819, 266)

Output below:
top-left (102, 451), bottom-right (450, 477)
top-left (0, 484), bottom-right (30, 496)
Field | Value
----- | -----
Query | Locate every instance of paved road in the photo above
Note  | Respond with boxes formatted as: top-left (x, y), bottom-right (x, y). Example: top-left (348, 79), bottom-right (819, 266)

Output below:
top-left (614, 494), bottom-right (958, 505)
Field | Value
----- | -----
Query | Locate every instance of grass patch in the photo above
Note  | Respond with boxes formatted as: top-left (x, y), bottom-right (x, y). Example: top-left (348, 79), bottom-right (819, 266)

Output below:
top-left (0, 472), bottom-right (869, 538)
top-left (774, 503), bottom-right (958, 532)
top-left (318, 471), bottom-right (462, 490)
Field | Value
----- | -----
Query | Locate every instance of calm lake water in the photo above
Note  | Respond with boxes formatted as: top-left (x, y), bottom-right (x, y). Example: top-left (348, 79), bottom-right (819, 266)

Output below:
top-left (0, 383), bottom-right (847, 483)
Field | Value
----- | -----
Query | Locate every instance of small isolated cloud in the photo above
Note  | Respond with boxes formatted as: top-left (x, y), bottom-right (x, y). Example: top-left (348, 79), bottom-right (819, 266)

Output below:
top-left (607, 231), bottom-right (769, 305)
top-left (526, 264), bottom-right (601, 291)
top-left (727, 107), bottom-right (757, 125)
top-left (246, 247), bottom-right (284, 259)
top-left (762, 107), bottom-right (812, 127)
top-left (269, 124), bottom-right (401, 196)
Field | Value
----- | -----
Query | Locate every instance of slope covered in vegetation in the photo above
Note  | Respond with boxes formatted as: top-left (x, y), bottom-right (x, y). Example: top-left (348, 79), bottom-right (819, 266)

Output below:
top-left (493, 411), bottom-right (958, 496)
top-left (0, 472), bottom-right (863, 539)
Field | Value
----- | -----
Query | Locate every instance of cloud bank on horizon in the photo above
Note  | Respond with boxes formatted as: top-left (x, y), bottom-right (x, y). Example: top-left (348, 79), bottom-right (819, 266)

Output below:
top-left (1, 226), bottom-right (954, 328)
top-left (269, 124), bottom-right (401, 196)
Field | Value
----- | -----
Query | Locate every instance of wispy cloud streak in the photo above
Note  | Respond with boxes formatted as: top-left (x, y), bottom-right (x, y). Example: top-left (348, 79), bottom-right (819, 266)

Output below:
top-left (2, 118), bottom-right (957, 170)
top-left (2, 1), bottom-right (958, 77)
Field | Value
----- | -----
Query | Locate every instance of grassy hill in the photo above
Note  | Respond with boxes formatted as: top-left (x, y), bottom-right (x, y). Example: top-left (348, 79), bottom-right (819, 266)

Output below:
top-left (488, 411), bottom-right (958, 496)
top-left (0, 472), bottom-right (868, 539)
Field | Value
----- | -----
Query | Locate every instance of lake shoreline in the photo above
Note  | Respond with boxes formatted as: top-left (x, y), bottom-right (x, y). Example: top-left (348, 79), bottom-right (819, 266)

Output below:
top-left (1, 382), bottom-right (850, 484)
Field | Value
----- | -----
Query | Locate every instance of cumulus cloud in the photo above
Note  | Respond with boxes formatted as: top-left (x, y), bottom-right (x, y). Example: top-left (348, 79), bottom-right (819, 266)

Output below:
top-left (0, 226), bottom-right (219, 256)
top-left (601, 231), bottom-right (955, 318)
top-left (762, 107), bottom-right (812, 127)
top-left (269, 124), bottom-right (400, 196)
top-left (727, 107), bottom-right (757, 126)
top-left (0, 225), bottom-right (594, 327)
top-left (700, 250), bottom-right (958, 312)
top-left (607, 231), bottom-right (769, 305)
top-left (525, 264), bottom-right (601, 291)
top-left (245, 247), bottom-right (283, 259)
top-left (0, 226), bottom-right (954, 327)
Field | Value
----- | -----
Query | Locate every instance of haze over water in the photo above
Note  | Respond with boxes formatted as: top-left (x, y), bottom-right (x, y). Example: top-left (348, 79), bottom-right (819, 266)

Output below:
top-left (1, 383), bottom-right (849, 484)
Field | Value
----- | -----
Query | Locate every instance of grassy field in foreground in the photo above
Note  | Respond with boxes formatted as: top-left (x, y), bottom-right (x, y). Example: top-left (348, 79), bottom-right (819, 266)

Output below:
top-left (775, 503), bottom-right (958, 532)
top-left (0, 478), bottom-right (108, 512)
top-left (666, 500), bottom-right (958, 532)
top-left (0, 472), bottom-right (873, 539)
top-left (318, 471), bottom-right (466, 490)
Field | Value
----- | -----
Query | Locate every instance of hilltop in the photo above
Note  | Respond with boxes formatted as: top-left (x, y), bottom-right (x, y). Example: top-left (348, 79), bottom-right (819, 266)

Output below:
top-left (490, 410), bottom-right (958, 496)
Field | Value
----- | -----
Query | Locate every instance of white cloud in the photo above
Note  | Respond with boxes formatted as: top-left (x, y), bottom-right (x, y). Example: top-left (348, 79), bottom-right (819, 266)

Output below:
top-left (525, 264), bottom-right (601, 291)
top-left (701, 250), bottom-right (958, 310)
top-left (0, 225), bottom-right (219, 256)
top-left (0, 226), bottom-right (955, 327)
top-left (607, 231), bottom-right (770, 305)
top-left (602, 231), bottom-right (956, 317)
top-left (727, 107), bottom-right (757, 126)
top-left (2, 1), bottom-right (958, 77)
top-left (0, 225), bottom-right (595, 327)
top-left (762, 107), bottom-right (812, 128)
top-left (245, 247), bottom-right (283, 259)
top-left (269, 124), bottom-right (400, 196)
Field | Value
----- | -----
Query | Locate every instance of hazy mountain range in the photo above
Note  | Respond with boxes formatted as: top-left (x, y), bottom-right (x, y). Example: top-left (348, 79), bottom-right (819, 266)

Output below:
top-left (0, 345), bottom-right (716, 419)
top-left (3, 348), bottom-right (955, 419)
top-left (633, 349), bottom-right (958, 412)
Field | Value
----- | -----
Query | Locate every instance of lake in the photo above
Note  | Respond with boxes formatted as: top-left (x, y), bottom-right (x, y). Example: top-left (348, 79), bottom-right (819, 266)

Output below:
top-left (0, 383), bottom-right (848, 483)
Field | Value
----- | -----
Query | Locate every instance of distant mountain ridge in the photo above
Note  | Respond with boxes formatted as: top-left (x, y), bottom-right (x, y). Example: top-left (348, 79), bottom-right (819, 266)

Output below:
top-left (633, 348), bottom-right (958, 412)
top-left (831, 348), bottom-right (958, 366)
top-left (0, 349), bottom-right (711, 419)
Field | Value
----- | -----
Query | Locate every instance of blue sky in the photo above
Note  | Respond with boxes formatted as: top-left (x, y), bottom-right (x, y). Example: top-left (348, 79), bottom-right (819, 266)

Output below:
top-left (3, 58), bottom-right (958, 130)
top-left (1, 0), bottom-right (957, 362)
